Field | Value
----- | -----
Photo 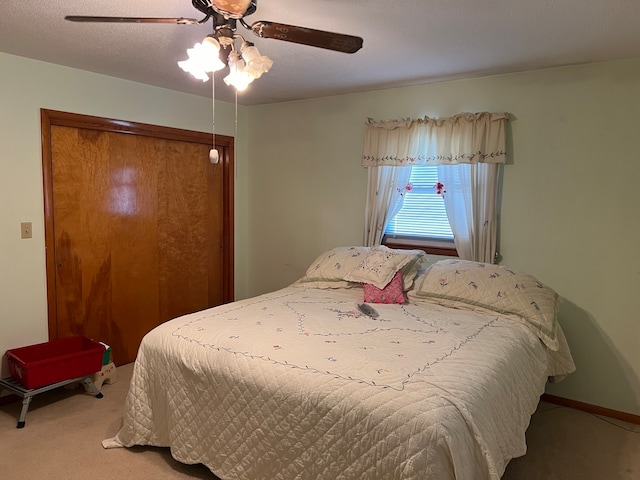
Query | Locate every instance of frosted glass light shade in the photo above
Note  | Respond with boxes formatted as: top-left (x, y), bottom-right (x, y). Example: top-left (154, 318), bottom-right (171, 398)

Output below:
top-left (241, 44), bottom-right (273, 79)
top-left (178, 36), bottom-right (225, 82)
top-left (223, 52), bottom-right (254, 91)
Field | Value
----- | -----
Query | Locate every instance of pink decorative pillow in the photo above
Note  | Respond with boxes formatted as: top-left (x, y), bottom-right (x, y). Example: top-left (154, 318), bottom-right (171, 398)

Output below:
top-left (363, 270), bottom-right (406, 304)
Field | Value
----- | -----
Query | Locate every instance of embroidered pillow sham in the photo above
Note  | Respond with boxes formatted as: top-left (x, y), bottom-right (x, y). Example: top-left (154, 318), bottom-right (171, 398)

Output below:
top-left (342, 245), bottom-right (426, 289)
top-left (409, 259), bottom-right (560, 350)
top-left (295, 245), bottom-right (426, 290)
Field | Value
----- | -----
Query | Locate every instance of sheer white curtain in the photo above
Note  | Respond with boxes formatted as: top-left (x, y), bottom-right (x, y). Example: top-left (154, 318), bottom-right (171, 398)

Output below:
top-left (363, 165), bottom-right (412, 246)
top-left (361, 112), bottom-right (508, 262)
top-left (437, 163), bottom-right (501, 263)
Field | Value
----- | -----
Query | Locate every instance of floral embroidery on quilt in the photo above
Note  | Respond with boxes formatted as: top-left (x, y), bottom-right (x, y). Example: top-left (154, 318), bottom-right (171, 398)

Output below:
top-left (172, 289), bottom-right (499, 391)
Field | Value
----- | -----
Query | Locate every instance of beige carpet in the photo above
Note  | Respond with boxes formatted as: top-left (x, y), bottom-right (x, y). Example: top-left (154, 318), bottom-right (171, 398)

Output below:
top-left (1, 363), bottom-right (638, 479)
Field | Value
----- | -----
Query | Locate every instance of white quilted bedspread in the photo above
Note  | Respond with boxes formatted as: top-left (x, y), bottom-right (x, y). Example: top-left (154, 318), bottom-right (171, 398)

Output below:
top-left (104, 286), bottom-right (574, 480)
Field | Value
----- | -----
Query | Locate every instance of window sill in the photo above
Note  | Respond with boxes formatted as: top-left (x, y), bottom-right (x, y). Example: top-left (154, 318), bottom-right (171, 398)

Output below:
top-left (383, 239), bottom-right (458, 257)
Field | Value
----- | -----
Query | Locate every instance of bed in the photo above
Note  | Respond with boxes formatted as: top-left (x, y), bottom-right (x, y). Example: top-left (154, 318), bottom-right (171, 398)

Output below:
top-left (103, 247), bottom-right (575, 480)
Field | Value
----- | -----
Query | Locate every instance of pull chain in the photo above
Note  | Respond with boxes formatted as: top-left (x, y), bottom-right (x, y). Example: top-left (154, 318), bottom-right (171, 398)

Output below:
top-left (209, 71), bottom-right (219, 164)
top-left (235, 88), bottom-right (239, 180)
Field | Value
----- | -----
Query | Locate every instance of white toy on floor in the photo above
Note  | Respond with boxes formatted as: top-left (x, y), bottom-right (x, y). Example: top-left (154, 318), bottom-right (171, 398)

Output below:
top-left (84, 362), bottom-right (116, 391)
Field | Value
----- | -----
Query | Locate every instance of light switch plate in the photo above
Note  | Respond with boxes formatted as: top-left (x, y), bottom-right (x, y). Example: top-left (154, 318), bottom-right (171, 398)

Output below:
top-left (21, 222), bottom-right (32, 239)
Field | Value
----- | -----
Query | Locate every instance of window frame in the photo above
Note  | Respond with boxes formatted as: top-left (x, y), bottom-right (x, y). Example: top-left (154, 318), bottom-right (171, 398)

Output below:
top-left (383, 237), bottom-right (458, 257)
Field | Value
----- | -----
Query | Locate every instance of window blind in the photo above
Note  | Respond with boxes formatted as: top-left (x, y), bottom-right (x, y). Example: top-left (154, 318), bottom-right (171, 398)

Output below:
top-left (385, 166), bottom-right (454, 240)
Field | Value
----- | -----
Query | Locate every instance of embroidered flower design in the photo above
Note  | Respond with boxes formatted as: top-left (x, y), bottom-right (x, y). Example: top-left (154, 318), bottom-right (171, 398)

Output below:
top-left (397, 183), bottom-right (413, 197)
top-left (435, 182), bottom-right (446, 196)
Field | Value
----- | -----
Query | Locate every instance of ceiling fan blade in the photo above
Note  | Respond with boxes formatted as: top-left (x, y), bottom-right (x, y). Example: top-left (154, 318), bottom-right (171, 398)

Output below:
top-left (248, 21), bottom-right (363, 54)
top-left (65, 16), bottom-right (201, 25)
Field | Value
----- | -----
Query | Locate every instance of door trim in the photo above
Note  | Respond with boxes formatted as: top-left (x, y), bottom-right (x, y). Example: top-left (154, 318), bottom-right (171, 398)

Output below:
top-left (41, 109), bottom-right (234, 339)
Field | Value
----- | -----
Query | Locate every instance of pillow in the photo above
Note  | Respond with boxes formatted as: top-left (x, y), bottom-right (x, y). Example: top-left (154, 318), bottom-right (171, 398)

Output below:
top-left (363, 269), bottom-right (406, 304)
top-left (343, 245), bottom-right (426, 289)
top-left (410, 259), bottom-right (560, 350)
top-left (399, 255), bottom-right (426, 291)
top-left (295, 245), bottom-right (426, 290)
top-left (294, 246), bottom-right (371, 289)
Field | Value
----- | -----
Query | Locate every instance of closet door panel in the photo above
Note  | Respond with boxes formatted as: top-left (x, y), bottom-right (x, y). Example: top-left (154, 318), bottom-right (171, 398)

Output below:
top-left (44, 112), bottom-right (233, 365)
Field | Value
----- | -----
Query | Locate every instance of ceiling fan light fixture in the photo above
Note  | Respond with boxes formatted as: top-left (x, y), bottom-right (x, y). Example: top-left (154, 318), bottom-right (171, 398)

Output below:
top-left (240, 41), bottom-right (273, 79)
top-left (178, 36), bottom-right (225, 81)
top-left (223, 51), bottom-right (254, 91)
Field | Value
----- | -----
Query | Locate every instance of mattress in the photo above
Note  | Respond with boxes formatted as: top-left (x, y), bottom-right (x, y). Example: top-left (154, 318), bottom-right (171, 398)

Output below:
top-left (103, 285), bottom-right (575, 479)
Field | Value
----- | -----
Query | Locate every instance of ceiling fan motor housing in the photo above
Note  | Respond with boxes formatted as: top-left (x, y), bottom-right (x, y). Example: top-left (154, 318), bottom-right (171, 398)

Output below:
top-left (194, 0), bottom-right (257, 19)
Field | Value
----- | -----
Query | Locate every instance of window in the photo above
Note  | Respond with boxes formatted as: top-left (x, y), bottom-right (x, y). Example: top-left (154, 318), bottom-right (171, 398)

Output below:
top-left (383, 165), bottom-right (458, 256)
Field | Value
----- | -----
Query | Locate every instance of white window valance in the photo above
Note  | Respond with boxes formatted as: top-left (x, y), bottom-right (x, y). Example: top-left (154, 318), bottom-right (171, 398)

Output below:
top-left (361, 112), bottom-right (508, 166)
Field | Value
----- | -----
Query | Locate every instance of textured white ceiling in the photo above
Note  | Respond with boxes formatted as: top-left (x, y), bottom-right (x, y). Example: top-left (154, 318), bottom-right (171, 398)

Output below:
top-left (2, 0), bottom-right (640, 105)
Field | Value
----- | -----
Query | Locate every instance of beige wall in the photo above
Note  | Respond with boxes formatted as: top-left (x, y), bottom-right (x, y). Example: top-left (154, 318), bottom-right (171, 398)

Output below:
top-left (246, 59), bottom-right (640, 416)
top-left (2, 51), bottom-right (639, 417)
top-left (0, 53), bottom-right (250, 375)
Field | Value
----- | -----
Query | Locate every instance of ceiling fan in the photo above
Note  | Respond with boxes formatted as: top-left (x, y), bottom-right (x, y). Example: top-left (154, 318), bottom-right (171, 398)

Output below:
top-left (65, 0), bottom-right (364, 55)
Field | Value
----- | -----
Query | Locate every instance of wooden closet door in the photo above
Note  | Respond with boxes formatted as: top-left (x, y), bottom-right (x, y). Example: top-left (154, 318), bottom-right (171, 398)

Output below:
top-left (43, 111), bottom-right (233, 365)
